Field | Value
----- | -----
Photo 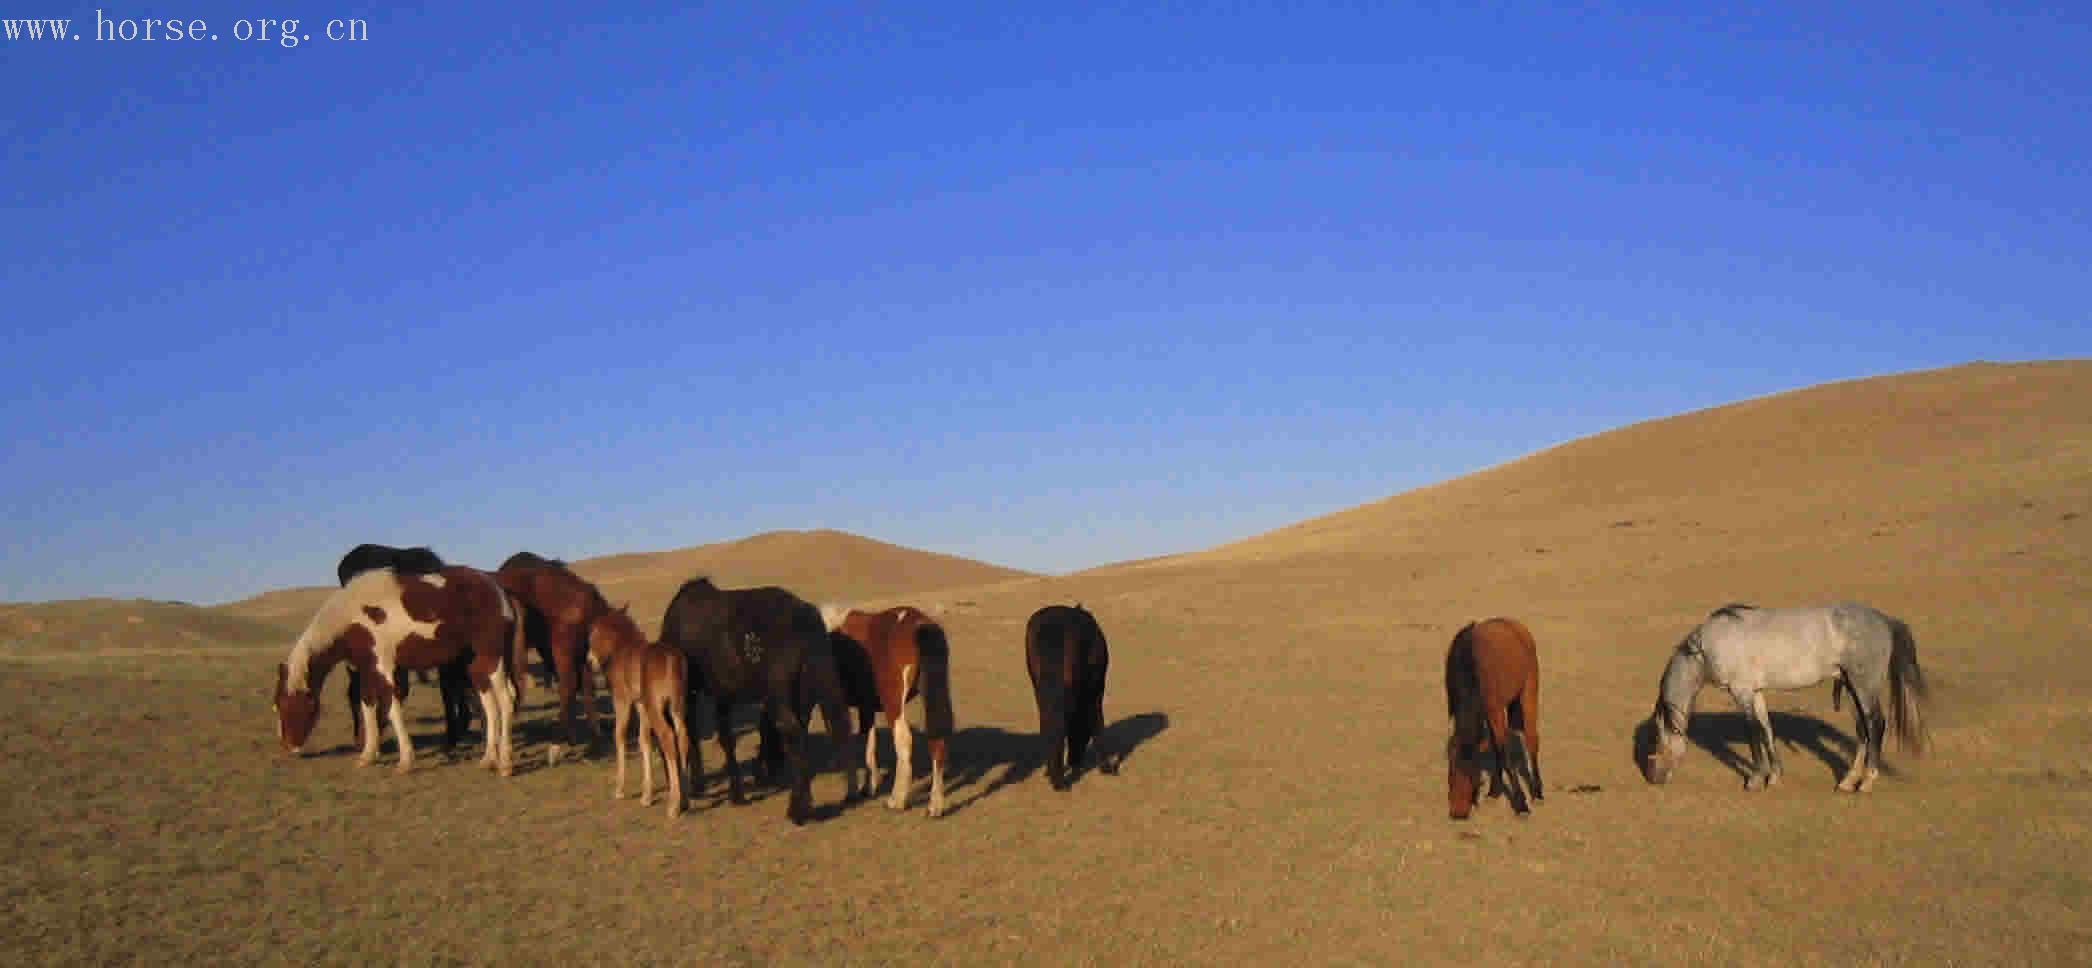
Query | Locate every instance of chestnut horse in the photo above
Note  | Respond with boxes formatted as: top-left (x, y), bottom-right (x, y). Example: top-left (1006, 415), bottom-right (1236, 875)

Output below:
top-left (1024, 604), bottom-right (1115, 790)
top-left (1444, 618), bottom-right (1543, 819)
top-left (274, 566), bottom-right (526, 775)
top-left (494, 552), bottom-right (608, 748)
top-left (824, 606), bottom-right (956, 817)
top-left (334, 544), bottom-right (473, 750)
top-left (588, 607), bottom-right (690, 817)
top-left (659, 577), bottom-right (859, 825)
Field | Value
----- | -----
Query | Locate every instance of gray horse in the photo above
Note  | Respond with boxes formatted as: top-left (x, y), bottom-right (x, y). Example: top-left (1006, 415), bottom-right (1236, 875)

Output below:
top-left (1636, 603), bottom-right (1929, 792)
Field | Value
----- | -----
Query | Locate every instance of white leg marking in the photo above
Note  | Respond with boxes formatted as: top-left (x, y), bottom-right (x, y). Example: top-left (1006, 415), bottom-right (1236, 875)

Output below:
top-left (359, 700), bottom-right (381, 766)
top-left (387, 681), bottom-right (415, 774)
top-left (478, 685), bottom-right (499, 769)
top-left (888, 669), bottom-right (915, 811)
top-left (494, 657), bottom-right (516, 776)
top-left (864, 720), bottom-right (883, 797)
top-left (928, 745), bottom-right (947, 818)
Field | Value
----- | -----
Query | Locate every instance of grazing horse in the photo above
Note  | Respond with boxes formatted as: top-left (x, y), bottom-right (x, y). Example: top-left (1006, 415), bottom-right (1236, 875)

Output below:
top-left (1444, 618), bottom-right (1543, 820)
top-left (588, 607), bottom-right (690, 817)
top-left (824, 606), bottom-right (957, 817)
top-left (334, 545), bottom-right (473, 750)
top-left (659, 577), bottom-right (859, 825)
top-left (1636, 602), bottom-right (1929, 792)
top-left (494, 552), bottom-right (609, 748)
top-left (273, 566), bottom-right (526, 775)
top-left (1024, 604), bottom-right (1116, 790)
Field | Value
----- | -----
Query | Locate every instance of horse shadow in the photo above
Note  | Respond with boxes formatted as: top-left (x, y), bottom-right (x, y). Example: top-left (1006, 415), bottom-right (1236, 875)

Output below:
top-left (932, 711), bottom-right (1170, 818)
top-left (1681, 710), bottom-right (1881, 780)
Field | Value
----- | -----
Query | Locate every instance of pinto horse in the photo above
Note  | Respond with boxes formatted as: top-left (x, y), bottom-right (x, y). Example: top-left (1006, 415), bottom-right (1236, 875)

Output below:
top-left (274, 566), bottom-right (526, 775)
top-left (824, 606), bottom-right (956, 817)
top-left (659, 577), bottom-right (858, 824)
top-left (1444, 618), bottom-right (1543, 819)
top-left (334, 545), bottom-right (474, 750)
top-left (494, 552), bottom-right (609, 748)
top-left (1024, 604), bottom-right (1116, 790)
top-left (588, 607), bottom-right (691, 817)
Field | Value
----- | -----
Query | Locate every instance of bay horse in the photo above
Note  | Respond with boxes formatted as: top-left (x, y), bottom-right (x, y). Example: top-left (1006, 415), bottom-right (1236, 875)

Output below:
top-left (1637, 602), bottom-right (1929, 792)
top-left (334, 545), bottom-right (473, 750)
top-left (494, 552), bottom-right (609, 748)
top-left (823, 606), bottom-right (956, 817)
top-left (273, 566), bottom-right (526, 775)
top-left (1024, 604), bottom-right (1116, 790)
top-left (1444, 618), bottom-right (1542, 820)
top-left (588, 606), bottom-right (691, 817)
top-left (658, 577), bottom-right (859, 824)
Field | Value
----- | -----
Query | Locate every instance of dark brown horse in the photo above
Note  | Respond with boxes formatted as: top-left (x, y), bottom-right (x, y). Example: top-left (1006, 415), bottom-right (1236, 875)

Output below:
top-left (494, 552), bottom-right (609, 748)
top-left (334, 545), bottom-right (474, 750)
top-left (825, 606), bottom-right (956, 817)
top-left (1444, 618), bottom-right (1543, 819)
top-left (274, 566), bottom-right (527, 775)
top-left (658, 577), bottom-right (859, 824)
top-left (589, 606), bottom-right (691, 817)
top-left (1024, 604), bottom-right (1115, 790)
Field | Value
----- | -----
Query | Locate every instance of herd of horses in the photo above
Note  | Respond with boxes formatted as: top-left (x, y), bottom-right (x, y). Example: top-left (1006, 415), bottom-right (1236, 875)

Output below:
top-left (272, 545), bottom-right (1931, 825)
top-left (272, 545), bottom-right (1114, 824)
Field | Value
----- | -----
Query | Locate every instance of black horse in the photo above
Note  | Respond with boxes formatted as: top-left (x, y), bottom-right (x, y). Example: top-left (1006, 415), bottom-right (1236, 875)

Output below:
top-left (1025, 604), bottom-right (1117, 789)
top-left (659, 577), bottom-right (859, 824)
top-left (336, 544), bottom-right (475, 749)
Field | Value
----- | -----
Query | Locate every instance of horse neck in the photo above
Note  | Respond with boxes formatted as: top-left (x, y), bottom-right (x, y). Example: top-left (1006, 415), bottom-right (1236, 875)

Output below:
top-left (1658, 647), bottom-right (1707, 722)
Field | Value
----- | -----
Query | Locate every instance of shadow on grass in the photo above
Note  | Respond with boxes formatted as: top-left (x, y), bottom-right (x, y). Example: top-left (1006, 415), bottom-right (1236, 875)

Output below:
top-left (930, 711), bottom-right (1170, 817)
top-left (1677, 710), bottom-right (1903, 781)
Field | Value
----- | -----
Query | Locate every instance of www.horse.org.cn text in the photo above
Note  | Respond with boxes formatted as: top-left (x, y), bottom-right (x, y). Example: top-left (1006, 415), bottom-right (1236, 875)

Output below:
top-left (1, 11), bottom-right (370, 48)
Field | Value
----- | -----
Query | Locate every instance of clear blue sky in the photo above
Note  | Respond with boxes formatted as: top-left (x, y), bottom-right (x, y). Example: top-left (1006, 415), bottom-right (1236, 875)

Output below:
top-left (4, 2), bottom-right (2087, 605)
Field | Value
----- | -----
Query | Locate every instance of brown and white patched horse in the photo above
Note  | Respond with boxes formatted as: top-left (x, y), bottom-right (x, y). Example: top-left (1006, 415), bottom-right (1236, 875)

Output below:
top-left (273, 566), bottom-right (526, 775)
top-left (1444, 617), bottom-right (1543, 819)
top-left (588, 606), bottom-right (691, 817)
top-left (825, 605), bottom-right (956, 817)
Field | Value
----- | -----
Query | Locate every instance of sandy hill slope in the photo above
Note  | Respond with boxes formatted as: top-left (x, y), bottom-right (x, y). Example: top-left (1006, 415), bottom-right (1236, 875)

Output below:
top-left (0, 598), bottom-right (283, 656)
top-left (214, 529), bottom-right (1032, 634)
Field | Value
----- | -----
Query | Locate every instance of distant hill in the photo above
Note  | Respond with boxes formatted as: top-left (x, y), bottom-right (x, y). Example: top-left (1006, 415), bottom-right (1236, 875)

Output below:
top-left (212, 529), bottom-right (1033, 634)
top-left (0, 598), bottom-right (283, 655)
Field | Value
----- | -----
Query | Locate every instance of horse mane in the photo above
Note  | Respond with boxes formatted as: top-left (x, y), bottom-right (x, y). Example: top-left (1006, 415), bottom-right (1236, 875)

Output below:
top-left (1708, 602), bottom-right (1757, 620)
top-left (502, 551), bottom-right (569, 571)
top-left (1444, 622), bottom-right (1478, 719)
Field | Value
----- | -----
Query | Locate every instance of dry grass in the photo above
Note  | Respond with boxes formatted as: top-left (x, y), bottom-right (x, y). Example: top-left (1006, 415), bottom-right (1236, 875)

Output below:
top-left (6, 361), bottom-right (2091, 965)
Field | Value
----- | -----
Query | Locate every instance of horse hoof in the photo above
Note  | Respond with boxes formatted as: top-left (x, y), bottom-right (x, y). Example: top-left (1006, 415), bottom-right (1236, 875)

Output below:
top-left (928, 802), bottom-right (946, 819)
top-left (885, 797), bottom-right (907, 812)
top-left (355, 758), bottom-right (375, 769)
top-left (1100, 762), bottom-right (1120, 776)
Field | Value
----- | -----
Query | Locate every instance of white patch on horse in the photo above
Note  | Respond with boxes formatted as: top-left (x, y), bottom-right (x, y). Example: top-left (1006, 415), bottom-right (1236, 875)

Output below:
top-left (888, 663), bottom-right (916, 811)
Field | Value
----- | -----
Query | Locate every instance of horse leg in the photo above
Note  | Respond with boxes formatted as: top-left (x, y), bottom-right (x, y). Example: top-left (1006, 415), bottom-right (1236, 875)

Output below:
top-left (1837, 679), bottom-right (1870, 792)
top-left (1856, 701), bottom-right (1886, 793)
top-left (1733, 689), bottom-right (1770, 789)
top-left (356, 672), bottom-right (384, 767)
top-left (888, 704), bottom-right (915, 812)
top-left (717, 698), bottom-right (746, 805)
top-left (638, 701), bottom-right (658, 808)
top-left (384, 670), bottom-right (417, 774)
top-left (1517, 679), bottom-right (1543, 801)
top-left (664, 695), bottom-right (690, 817)
top-left (863, 711), bottom-right (885, 799)
top-left (554, 626), bottom-right (587, 750)
top-left (772, 702), bottom-right (812, 825)
top-left (493, 654), bottom-right (518, 776)
top-left (1484, 703), bottom-right (1531, 815)
top-left (1752, 692), bottom-right (1782, 787)
top-left (926, 736), bottom-right (948, 818)
top-left (612, 696), bottom-right (631, 799)
top-left (346, 668), bottom-right (364, 749)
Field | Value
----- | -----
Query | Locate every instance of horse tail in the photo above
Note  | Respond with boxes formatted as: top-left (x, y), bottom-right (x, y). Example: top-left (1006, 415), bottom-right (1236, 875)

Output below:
top-left (506, 590), bottom-right (529, 703)
top-left (1445, 622), bottom-right (1478, 720)
top-left (918, 622), bottom-right (955, 739)
top-left (1886, 616), bottom-right (1930, 755)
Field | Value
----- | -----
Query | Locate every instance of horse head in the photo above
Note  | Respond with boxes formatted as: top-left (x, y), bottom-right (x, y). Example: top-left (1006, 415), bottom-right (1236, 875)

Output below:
top-left (273, 662), bottom-right (320, 755)
top-left (1635, 701), bottom-right (1687, 784)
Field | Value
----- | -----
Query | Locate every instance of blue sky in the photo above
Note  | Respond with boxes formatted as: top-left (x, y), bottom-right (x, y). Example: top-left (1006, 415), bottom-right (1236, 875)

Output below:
top-left (4, 2), bottom-right (2087, 604)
